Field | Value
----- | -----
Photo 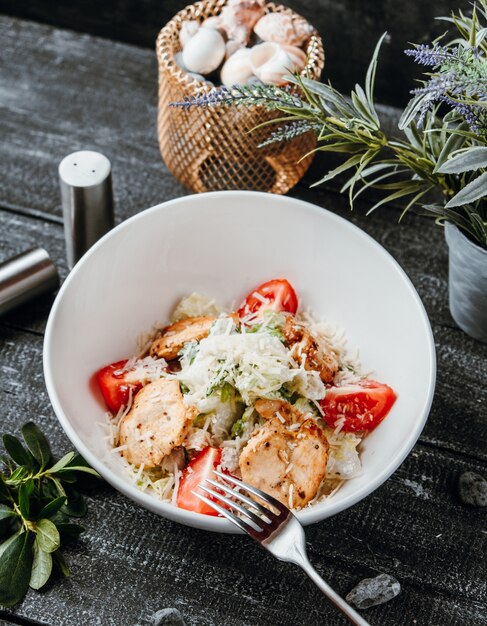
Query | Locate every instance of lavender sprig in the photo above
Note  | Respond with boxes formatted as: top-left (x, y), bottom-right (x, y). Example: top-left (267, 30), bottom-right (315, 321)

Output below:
top-left (257, 121), bottom-right (322, 148)
top-left (404, 43), bottom-right (459, 66)
top-left (404, 43), bottom-right (487, 133)
top-left (439, 95), bottom-right (487, 135)
top-left (170, 84), bottom-right (307, 111)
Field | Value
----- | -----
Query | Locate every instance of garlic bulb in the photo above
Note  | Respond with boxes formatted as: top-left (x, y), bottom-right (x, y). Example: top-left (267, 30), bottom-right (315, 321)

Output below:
top-left (182, 28), bottom-right (226, 75)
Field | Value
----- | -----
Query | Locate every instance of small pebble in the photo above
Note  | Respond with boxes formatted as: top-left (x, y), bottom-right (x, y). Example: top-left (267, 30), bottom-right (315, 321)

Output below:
top-left (346, 573), bottom-right (401, 609)
top-left (458, 471), bottom-right (487, 507)
top-left (151, 608), bottom-right (187, 626)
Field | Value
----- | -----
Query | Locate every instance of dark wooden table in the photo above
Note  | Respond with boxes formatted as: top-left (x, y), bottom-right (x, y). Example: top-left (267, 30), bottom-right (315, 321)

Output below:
top-left (0, 14), bottom-right (486, 626)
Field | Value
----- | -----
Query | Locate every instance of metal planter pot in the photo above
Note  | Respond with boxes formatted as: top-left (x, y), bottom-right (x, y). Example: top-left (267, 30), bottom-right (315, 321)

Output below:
top-left (445, 222), bottom-right (487, 343)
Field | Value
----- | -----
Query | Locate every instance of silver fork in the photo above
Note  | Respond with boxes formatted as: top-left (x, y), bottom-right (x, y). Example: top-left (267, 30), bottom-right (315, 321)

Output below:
top-left (193, 471), bottom-right (370, 626)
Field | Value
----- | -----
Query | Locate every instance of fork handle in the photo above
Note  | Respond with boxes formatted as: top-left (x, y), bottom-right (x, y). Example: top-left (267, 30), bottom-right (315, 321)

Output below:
top-left (299, 557), bottom-right (371, 626)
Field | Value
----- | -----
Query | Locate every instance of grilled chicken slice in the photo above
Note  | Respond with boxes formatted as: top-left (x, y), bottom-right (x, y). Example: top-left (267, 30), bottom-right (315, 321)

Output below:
top-left (283, 315), bottom-right (339, 384)
top-left (150, 316), bottom-right (215, 360)
top-left (239, 402), bottom-right (329, 508)
top-left (118, 379), bottom-right (196, 467)
top-left (254, 398), bottom-right (305, 423)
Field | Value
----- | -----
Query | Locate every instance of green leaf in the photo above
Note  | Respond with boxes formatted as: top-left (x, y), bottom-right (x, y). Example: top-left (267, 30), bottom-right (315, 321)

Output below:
top-left (6, 465), bottom-right (30, 484)
top-left (18, 479), bottom-right (34, 519)
top-left (422, 204), bottom-right (486, 244)
top-left (50, 477), bottom-right (66, 498)
top-left (47, 452), bottom-right (76, 474)
top-left (351, 168), bottom-right (410, 203)
top-left (51, 471), bottom-right (78, 484)
top-left (29, 542), bottom-right (52, 590)
top-left (401, 124), bottom-right (423, 151)
top-left (0, 529), bottom-right (21, 559)
top-left (38, 496), bottom-right (66, 520)
top-left (0, 531), bottom-right (34, 607)
top-left (1, 455), bottom-right (16, 475)
top-left (311, 153), bottom-right (364, 187)
top-left (445, 171), bottom-right (487, 207)
top-left (21, 423), bottom-right (51, 469)
top-left (399, 93), bottom-right (432, 130)
top-left (61, 490), bottom-right (87, 518)
top-left (433, 124), bottom-right (469, 173)
top-left (49, 511), bottom-right (69, 526)
top-left (0, 519), bottom-right (15, 540)
top-left (365, 32), bottom-right (388, 114)
top-left (53, 550), bottom-right (70, 577)
top-left (437, 147), bottom-right (487, 174)
top-left (47, 452), bottom-right (99, 479)
top-left (56, 523), bottom-right (85, 538)
top-left (351, 85), bottom-right (377, 127)
top-left (2, 435), bottom-right (34, 468)
top-left (366, 182), bottom-right (426, 214)
top-left (0, 504), bottom-right (15, 522)
top-left (35, 519), bottom-right (60, 553)
top-left (297, 78), bottom-right (355, 117)
top-left (54, 466), bottom-right (100, 478)
top-left (398, 186), bottom-right (435, 221)
top-left (70, 453), bottom-right (96, 470)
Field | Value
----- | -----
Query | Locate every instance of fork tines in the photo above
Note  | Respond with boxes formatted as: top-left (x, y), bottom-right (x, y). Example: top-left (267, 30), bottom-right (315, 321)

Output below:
top-left (192, 470), bottom-right (291, 538)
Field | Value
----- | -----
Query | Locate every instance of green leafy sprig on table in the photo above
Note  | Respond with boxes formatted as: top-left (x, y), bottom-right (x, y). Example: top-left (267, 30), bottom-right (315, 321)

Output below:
top-left (0, 422), bottom-right (99, 607)
top-left (172, 4), bottom-right (487, 249)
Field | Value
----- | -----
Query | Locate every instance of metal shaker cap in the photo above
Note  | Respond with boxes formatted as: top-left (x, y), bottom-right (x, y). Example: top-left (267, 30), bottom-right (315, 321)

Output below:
top-left (0, 248), bottom-right (59, 316)
top-left (59, 150), bottom-right (114, 269)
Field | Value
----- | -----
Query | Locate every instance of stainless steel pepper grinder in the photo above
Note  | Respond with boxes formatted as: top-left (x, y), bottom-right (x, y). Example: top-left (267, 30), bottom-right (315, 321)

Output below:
top-left (59, 150), bottom-right (114, 269)
top-left (0, 248), bottom-right (59, 316)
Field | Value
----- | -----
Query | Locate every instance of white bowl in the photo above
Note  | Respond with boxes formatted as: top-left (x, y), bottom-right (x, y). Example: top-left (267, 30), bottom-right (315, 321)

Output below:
top-left (44, 191), bottom-right (436, 533)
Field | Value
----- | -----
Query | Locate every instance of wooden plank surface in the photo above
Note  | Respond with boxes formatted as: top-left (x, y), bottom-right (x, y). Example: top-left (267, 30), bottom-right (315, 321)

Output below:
top-left (0, 14), bottom-right (486, 626)
top-left (0, 0), bottom-right (473, 107)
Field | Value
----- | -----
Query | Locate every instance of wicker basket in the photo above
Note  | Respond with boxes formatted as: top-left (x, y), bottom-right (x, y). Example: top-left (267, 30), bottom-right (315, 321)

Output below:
top-left (156, 0), bottom-right (324, 194)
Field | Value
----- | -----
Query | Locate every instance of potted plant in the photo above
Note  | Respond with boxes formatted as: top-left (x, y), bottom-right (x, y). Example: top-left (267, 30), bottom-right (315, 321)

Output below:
top-left (175, 2), bottom-right (487, 342)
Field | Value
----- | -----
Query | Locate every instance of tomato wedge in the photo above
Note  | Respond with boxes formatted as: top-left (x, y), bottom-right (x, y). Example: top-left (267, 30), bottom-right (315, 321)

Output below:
top-left (237, 278), bottom-right (298, 319)
top-left (177, 447), bottom-right (222, 515)
top-left (321, 379), bottom-right (397, 433)
top-left (95, 360), bottom-right (143, 413)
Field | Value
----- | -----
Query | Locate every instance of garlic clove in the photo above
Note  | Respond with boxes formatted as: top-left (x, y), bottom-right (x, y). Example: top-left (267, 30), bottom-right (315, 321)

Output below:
top-left (221, 47), bottom-right (254, 87)
top-left (182, 28), bottom-right (226, 75)
top-left (179, 20), bottom-right (200, 48)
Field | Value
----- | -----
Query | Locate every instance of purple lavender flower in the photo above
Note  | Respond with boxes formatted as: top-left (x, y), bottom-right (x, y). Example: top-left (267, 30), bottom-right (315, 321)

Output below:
top-left (404, 42), bottom-right (487, 135)
top-left (439, 95), bottom-right (487, 135)
top-left (404, 43), bottom-right (458, 67)
top-left (170, 84), bottom-right (304, 110)
top-left (412, 72), bottom-right (458, 99)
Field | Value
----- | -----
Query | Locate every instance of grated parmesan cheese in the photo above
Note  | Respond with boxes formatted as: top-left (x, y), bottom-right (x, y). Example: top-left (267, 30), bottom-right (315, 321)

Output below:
top-left (103, 293), bottom-right (368, 511)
